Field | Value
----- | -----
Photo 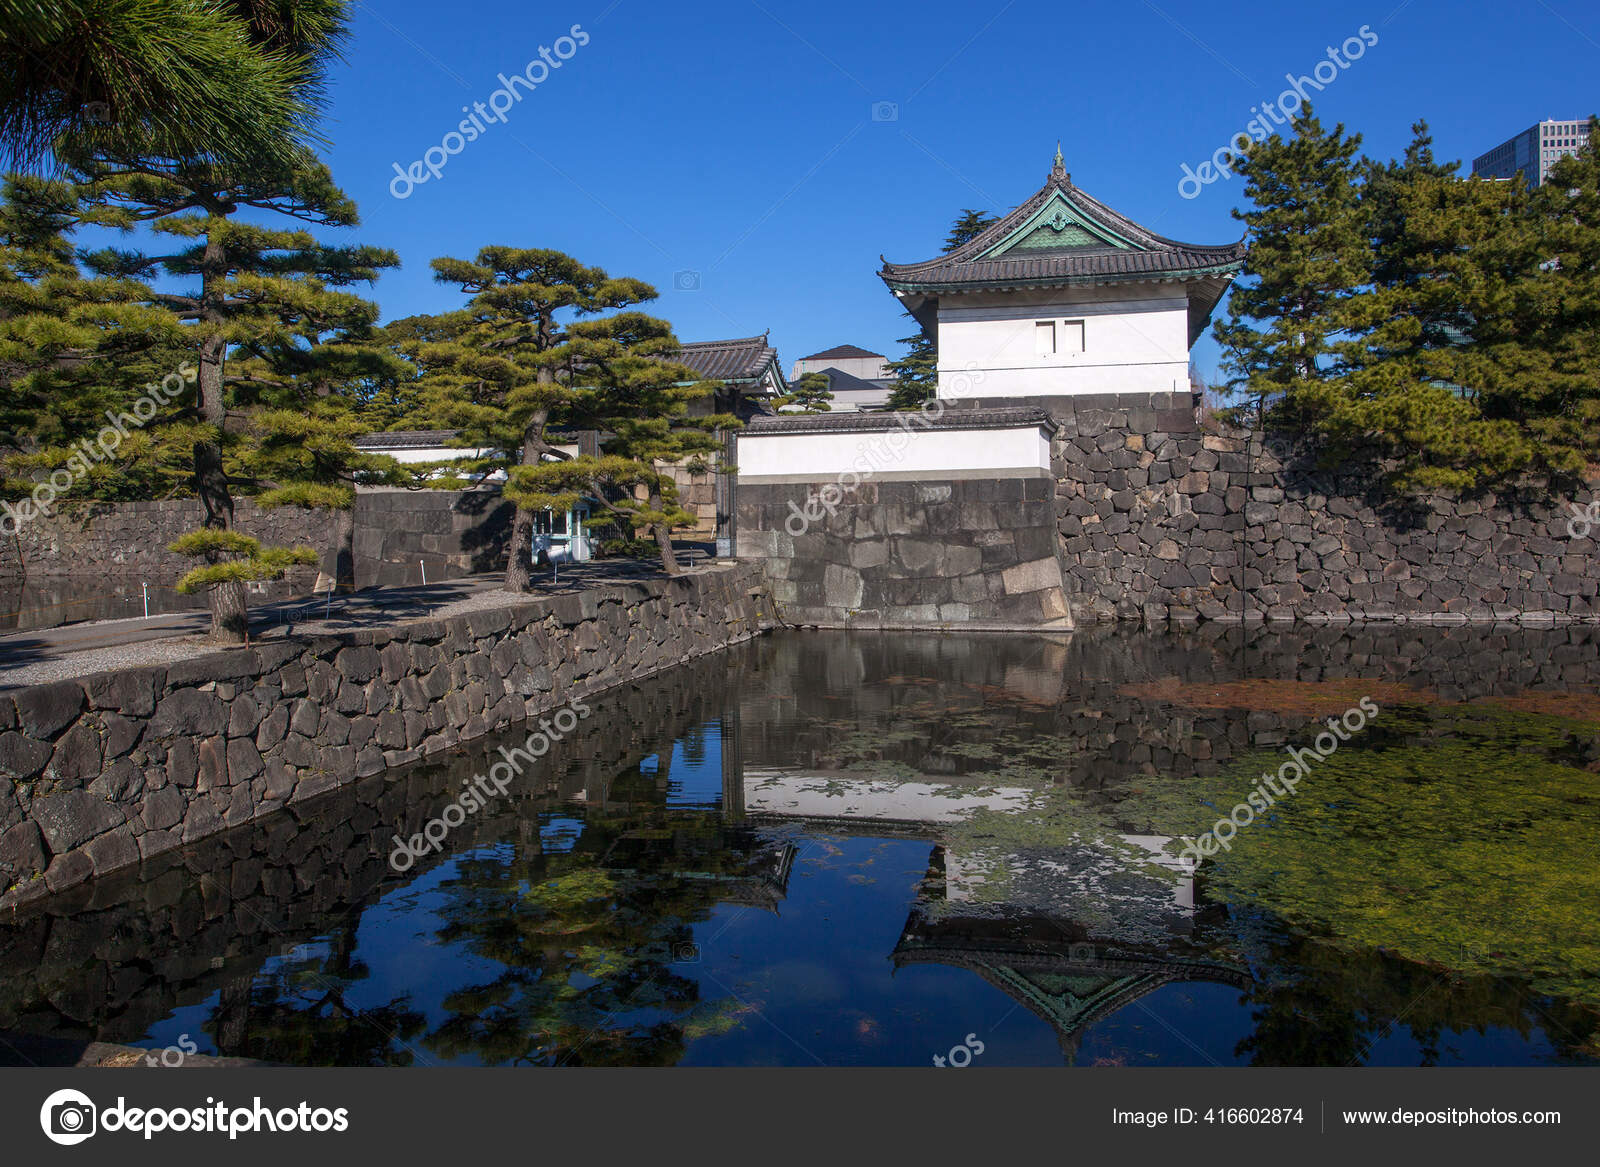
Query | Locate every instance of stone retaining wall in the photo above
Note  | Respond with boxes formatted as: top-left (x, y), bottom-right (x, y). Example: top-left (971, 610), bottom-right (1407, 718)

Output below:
top-left (1, 488), bottom-right (514, 589)
top-left (735, 476), bottom-right (1071, 628)
top-left (0, 564), bottom-right (776, 910)
top-left (736, 392), bottom-right (1600, 625)
top-left (1034, 393), bottom-right (1600, 624)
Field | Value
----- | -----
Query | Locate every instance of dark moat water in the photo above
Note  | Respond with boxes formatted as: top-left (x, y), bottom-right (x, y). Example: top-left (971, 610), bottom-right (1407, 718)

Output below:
top-left (3, 627), bottom-right (1599, 1066)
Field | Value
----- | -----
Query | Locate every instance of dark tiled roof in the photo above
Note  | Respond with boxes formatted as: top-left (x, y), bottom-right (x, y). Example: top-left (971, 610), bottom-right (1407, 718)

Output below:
top-left (355, 429), bottom-right (583, 449)
top-left (672, 334), bottom-right (780, 382)
top-left (743, 406), bottom-right (1055, 436)
top-left (809, 367), bottom-right (887, 395)
top-left (885, 247), bottom-right (1246, 289)
top-left (880, 162), bottom-right (1246, 293)
top-left (353, 430), bottom-right (462, 449)
top-left (798, 343), bottom-right (885, 361)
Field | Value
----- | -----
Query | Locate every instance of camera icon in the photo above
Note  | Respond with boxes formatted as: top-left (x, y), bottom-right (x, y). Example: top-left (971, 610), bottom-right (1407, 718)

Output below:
top-left (673, 941), bottom-right (701, 963)
top-left (83, 101), bottom-right (112, 126)
top-left (871, 101), bottom-right (899, 122)
top-left (40, 1089), bottom-right (97, 1145)
top-left (673, 269), bottom-right (701, 291)
top-left (1068, 942), bottom-right (1095, 963)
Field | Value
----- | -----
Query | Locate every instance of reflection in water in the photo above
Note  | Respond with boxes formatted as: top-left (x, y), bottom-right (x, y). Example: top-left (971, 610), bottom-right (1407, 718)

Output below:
top-left (1, 626), bottom-right (1598, 1066)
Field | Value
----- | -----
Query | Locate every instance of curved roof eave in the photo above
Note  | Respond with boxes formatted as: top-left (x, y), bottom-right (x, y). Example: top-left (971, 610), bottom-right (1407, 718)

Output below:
top-left (881, 265), bottom-right (1243, 296)
top-left (880, 159), bottom-right (1247, 280)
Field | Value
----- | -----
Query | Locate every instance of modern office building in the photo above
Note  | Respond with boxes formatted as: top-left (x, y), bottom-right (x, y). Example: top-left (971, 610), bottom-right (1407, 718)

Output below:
top-left (1472, 119), bottom-right (1592, 188)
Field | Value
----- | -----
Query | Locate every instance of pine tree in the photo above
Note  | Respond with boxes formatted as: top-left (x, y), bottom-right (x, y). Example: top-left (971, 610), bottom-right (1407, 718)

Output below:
top-left (944, 209), bottom-right (998, 251)
top-left (353, 313), bottom-right (458, 431)
top-left (886, 209), bottom-right (997, 410)
top-left (478, 306), bottom-right (731, 576)
top-left (561, 310), bottom-right (732, 573)
top-left (420, 247), bottom-right (670, 589)
top-left (1364, 121), bottom-right (1460, 295)
top-left (884, 328), bottom-right (937, 411)
top-left (0, 173), bottom-right (190, 515)
top-left (1230, 112), bottom-right (1600, 493)
top-left (224, 267), bottom-right (415, 584)
top-left (0, 0), bottom-right (351, 174)
top-left (61, 151), bottom-right (399, 640)
top-left (1320, 126), bottom-right (1537, 490)
top-left (1213, 106), bottom-right (1369, 424)
top-left (774, 370), bottom-right (832, 412)
top-left (1494, 116), bottom-right (1600, 480)
top-left (168, 528), bottom-right (317, 643)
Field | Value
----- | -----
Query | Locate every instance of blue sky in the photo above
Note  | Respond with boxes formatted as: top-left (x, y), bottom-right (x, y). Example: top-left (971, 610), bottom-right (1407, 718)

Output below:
top-left (299, 0), bottom-right (1599, 383)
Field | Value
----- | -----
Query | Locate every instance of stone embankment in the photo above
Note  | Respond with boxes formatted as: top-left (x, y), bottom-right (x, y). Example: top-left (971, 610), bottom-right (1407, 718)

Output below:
top-left (1046, 395), bottom-right (1600, 624)
top-left (0, 564), bottom-right (776, 909)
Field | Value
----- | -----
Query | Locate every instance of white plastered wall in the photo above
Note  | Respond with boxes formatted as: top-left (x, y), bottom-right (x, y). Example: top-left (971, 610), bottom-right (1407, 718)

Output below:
top-left (932, 282), bottom-right (1192, 398)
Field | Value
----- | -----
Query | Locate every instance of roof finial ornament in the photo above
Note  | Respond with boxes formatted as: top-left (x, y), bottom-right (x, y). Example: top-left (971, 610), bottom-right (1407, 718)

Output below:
top-left (1051, 140), bottom-right (1069, 185)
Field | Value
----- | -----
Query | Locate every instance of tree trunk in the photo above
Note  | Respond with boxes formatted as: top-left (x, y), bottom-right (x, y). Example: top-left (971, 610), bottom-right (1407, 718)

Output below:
top-left (504, 507), bottom-right (533, 592)
top-left (503, 406), bottom-right (552, 593)
top-left (333, 503), bottom-right (356, 588)
top-left (649, 487), bottom-right (681, 575)
top-left (194, 300), bottom-right (247, 643)
top-left (209, 578), bottom-right (249, 643)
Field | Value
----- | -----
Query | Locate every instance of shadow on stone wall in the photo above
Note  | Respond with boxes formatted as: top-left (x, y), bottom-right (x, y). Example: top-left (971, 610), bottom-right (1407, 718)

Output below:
top-left (4, 489), bottom-right (518, 592)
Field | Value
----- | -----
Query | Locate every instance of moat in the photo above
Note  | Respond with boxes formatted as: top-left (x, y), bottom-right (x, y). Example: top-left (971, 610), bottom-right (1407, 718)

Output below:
top-left (3, 626), bottom-right (1597, 1067)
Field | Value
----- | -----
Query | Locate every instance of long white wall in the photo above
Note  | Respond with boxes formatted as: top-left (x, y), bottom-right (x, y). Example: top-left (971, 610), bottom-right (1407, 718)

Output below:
top-left (934, 284), bottom-right (1191, 398)
top-left (737, 423), bottom-right (1051, 481)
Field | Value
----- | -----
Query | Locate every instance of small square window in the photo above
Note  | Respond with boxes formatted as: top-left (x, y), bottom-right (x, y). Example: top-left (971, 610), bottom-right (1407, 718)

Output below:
top-left (1035, 320), bottom-right (1056, 356)
top-left (1062, 319), bottom-right (1085, 354)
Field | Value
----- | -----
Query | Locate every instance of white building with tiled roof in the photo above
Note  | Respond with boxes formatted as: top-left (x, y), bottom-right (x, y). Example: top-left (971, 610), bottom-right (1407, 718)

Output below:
top-left (791, 343), bottom-right (890, 383)
top-left (880, 149), bottom-right (1246, 400)
top-left (672, 334), bottom-right (786, 418)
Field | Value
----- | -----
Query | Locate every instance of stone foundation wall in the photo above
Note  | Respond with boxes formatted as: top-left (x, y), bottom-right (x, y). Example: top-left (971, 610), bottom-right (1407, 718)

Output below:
top-left (354, 489), bottom-right (513, 587)
top-left (2, 488), bottom-right (514, 589)
top-left (2, 498), bottom-right (337, 584)
top-left (735, 475), bottom-right (1071, 628)
top-left (661, 463), bottom-right (720, 536)
top-left (1032, 393), bottom-right (1600, 624)
top-left (0, 564), bottom-right (777, 909)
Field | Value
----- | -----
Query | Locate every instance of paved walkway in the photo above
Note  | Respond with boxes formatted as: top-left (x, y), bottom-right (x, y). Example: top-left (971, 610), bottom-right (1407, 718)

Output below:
top-left (0, 554), bottom-right (721, 689)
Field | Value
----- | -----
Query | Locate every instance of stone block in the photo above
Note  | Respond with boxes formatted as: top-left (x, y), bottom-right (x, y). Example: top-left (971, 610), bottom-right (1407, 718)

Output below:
top-left (1001, 557), bottom-right (1063, 595)
top-left (31, 790), bottom-right (124, 853)
top-left (822, 564), bottom-right (864, 609)
top-left (84, 826), bottom-right (140, 876)
top-left (148, 688), bottom-right (226, 739)
top-left (0, 732), bottom-right (53, 780)
top-left (13, 681), bottom-right (86, 740)
top-left (85, 668), bottom-right (163, 716)
top-left (43, 850), bottom-right (94, 893)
